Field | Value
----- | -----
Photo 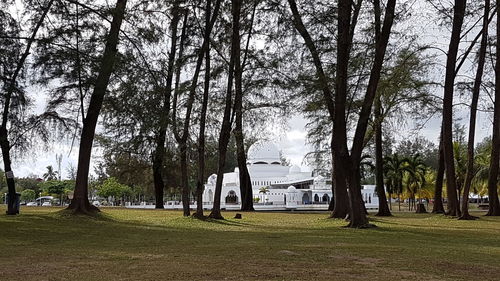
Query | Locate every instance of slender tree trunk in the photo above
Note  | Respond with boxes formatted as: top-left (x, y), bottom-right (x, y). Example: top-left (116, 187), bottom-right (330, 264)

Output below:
top-left (432, 132), bottom-right (446, 213)
top-left (209, 0), bottom-right (241, 219)
top-left (172, 0), bottom-right (222, 217)
top-left (2, 0), bottom-right (55, 215)
top-left (442, 0), bottom-right (466, 217)
top-left (68, 0), bottom-right (127, 214)
top-left (179, 142), bottom-right (190, 216)
top-left (374, 94), bottom-right (391, 216)
top-left (388, 193), bottom-right (392, 210)
top-left (194, 0), bottom-right (213, 219)
top-left (486, 1), bottom-right (500, 216)
top-left (152, 0), bottom-right (181, 209)
top-left (233, 0), bottom-right (254, 212)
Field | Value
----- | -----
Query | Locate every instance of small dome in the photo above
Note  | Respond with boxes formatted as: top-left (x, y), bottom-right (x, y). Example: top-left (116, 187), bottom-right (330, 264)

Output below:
top-left (289, 165), bottom-right (301, 174)
top-left (247, 141), bottom-right (281, 164)
top-left (207, 174), bottom-right (217, 185)
top-left (286, 185), bottom-right (297, 193)
top-left (234, 167), bottom-right (240, 173)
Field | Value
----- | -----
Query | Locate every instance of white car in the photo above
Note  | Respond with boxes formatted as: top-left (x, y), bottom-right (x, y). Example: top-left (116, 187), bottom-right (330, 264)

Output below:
top-left (92, 201), bottom-right (101, 207)
top-left (26, 202), bottom-right (37, 206)
top-left (42, 202), bottom-right (52, 206)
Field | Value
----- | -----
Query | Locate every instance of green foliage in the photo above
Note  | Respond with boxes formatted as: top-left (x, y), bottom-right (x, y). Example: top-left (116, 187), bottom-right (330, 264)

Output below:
top-left (20, 189), bottom-right (36, 202)
top-left (39, 180), bottom-right (74, 196)
top-left (97, 177), bottom-right (132, 200)
top-left (43, 165), bottom-right (58, 181)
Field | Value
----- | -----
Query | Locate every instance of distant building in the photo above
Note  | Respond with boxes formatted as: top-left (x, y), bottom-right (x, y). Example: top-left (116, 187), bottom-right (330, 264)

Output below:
top-left (203, 141), bottom-right (379, 210)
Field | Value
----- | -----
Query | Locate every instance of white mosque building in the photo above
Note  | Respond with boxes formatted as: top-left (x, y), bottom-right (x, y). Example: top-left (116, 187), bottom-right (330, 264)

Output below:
top-left (202, 141), bottom-right (379, 210)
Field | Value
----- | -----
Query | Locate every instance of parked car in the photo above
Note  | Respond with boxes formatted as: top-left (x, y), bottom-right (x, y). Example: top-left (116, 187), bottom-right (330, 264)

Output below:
top-left (42, 202), bottom-right (52, 206)
top-left (26, 202), bottom-right (37, 206)
top-left (92, 201), bottom-right (101, 207)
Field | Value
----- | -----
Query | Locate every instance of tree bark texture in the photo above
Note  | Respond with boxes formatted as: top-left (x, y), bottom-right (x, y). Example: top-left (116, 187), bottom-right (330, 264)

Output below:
top-left (432, 129), bottom-right (446, 213)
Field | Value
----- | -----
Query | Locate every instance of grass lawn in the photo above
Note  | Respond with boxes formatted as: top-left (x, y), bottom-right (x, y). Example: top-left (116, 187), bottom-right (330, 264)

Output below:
top-left (0, 207), bottom-right (499, 280)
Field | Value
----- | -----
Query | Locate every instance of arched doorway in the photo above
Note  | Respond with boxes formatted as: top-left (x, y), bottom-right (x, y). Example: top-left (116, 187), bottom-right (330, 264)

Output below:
top-left (302, 193), bottom-right (310, 204)
top-left (322, 194), bottom-right (330, 203)
top-left (314, 194), bottom-right (319, 202)
top-left (225, 190), bottom-right (238, 204)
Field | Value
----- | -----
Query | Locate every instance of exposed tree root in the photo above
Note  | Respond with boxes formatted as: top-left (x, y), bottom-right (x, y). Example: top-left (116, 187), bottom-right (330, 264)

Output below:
top-left (458, 214), bottom-right (479, 220)
top-left (208, 211), bottom-right (224, 220)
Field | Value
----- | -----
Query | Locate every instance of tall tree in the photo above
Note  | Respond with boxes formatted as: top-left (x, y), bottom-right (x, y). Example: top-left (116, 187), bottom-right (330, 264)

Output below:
top-left (209, 0), bottom-right (241, 219)
top-left (373, 0), bottom-right (391, 217)
top-left (287, 0), bottom-right (350, 219)
top-left (441, 0), bottom-right (466, 217)
top-left (172, 0), bottom-right (222, 217)
top-left (1, 0), bottom-right (55, 215)
top-left (233, 1), bottom-right (258, 212)
top-left (485, 0), bottom-right (500, 216)
top-left (333, 0), bottom-right (397, 227)
top-left (68, 0), bottom-right (128, 214)
top-left (459, 0), bottom-right (490, 220)
top-left (151, 0), bottom-right (182, 209)
top-left (195, 0), bottom-right (213, 218)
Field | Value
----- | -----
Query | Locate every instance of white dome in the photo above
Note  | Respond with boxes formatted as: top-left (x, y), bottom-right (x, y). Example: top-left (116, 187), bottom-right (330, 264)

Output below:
top-left (286, 185), bottom-right (297, 193)
top-left (289, 165), bottom-right (301, 174)
top-left (234, 167), bottom-right (240, 173)
top-left (207, 174), bottom-right (217, 185)
top-left (247, 141), bottom-right (281, 164)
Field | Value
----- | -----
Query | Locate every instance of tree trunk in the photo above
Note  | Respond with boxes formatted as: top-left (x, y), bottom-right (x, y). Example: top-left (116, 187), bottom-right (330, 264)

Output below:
top-left (346, 166), bottom-right (372, 227)
top-left (233, 0), bottom-right (254, 212)
top-left (194, 0), bottom-right (213, 219)
top-left (209, 0), bottom-right (241, 220)
top-left (432, 132), bottom-right (446, 213)
top-left (398, 194), bottom-right (401, 211)
top-left (68, 0), bottom-right (127, 214)
top-left (2, 0), bottom-right (55, 215)
top-left (152, 0), bottom-right (181, 209)
top-left (330, 148), bottom-right (350, 218)
top-left (180, 143), bottom-right (190, 216)
top-left (343, 0), bottom-right (396, 228)
top-left (1, 135), bottom-right (17, 215)
top-left (486, 0), bottom-right (500, 216)
top-left (374, 93), bottom-right (391, 216)
top-left (172, 0), bottom-right (222, 217)
top-left (442, 0), bottom-right (466, 217)
top-left (459, 0), bottom-right (488, 219)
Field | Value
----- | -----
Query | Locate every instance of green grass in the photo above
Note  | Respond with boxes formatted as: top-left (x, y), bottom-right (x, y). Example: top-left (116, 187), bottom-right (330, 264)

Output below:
top-left (0, 207), bottom-right (499, 280)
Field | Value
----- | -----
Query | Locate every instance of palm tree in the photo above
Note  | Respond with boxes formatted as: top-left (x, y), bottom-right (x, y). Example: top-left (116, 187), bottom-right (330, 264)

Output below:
top-left (384, 154), bottom-right (407, 211)
top-left (258, 186), bottom-right (269, 204)
top-left (43, 165), bottom-right (58, 181)
top-left (404, 154), bottom-right (428, 213)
